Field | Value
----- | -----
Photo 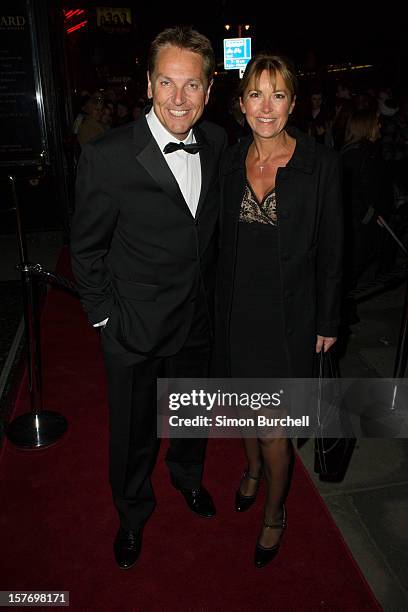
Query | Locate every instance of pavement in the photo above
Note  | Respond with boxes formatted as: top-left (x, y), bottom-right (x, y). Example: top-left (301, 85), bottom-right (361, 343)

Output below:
top-left (299, 283), bottom-right (408, 610)
top-left (0, 229), bottom-right (407, 610)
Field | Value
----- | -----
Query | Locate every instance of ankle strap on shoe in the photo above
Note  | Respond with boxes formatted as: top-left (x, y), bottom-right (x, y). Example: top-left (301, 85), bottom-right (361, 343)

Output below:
top-left (244, 470), bottom-right (262, 481)
top-left (263, 506), bottom-right (287, 529)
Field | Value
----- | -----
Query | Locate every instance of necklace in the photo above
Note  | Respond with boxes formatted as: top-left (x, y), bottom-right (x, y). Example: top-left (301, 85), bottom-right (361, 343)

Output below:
top-left (259, 160), bottom-right (270, 172)
top-left (250, 134), bottom-right (294, 173)
top-left (258, 159), bottom-right (272, 173)
top-left (254, 153), bottom-right (275, 173)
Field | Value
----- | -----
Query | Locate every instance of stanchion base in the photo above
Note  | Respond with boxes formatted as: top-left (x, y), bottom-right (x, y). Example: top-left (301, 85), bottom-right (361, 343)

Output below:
top-left (6, 411), bottom-right (68, 449)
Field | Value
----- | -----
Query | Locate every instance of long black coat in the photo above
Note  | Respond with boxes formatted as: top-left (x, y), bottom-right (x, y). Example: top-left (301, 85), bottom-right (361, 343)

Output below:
top-left (215, 127), bottom-right (343, 377)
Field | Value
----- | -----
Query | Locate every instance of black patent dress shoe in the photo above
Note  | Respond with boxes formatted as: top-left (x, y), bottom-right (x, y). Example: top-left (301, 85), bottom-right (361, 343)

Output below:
top-left (113, 527), bottom-right (143, 569)
top-left (174, 484), bottom-right (216, 518)
top-left (254, 505), bottom-right (287, 569)
top-left (235, 470), bottom-right (262, 512)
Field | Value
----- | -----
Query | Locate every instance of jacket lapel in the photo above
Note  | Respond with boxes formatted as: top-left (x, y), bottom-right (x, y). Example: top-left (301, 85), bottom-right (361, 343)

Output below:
top-left (194, 125), bottom-right (214, 219)
top-left (134, 117), bottom-right (192, 217)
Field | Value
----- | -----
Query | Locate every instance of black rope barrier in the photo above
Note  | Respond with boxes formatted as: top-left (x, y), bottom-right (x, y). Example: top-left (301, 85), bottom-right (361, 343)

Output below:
top-left (29, 263), bottom-right (79, 296)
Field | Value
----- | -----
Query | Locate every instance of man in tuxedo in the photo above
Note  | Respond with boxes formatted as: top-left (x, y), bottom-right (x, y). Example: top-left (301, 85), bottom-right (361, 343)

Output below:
top-left (71, 26), bottom-right (227, 569)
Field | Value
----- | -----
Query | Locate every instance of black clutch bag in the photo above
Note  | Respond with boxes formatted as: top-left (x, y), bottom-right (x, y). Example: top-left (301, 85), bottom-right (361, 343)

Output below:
top-left (313, 350), bottom-right (356, 482)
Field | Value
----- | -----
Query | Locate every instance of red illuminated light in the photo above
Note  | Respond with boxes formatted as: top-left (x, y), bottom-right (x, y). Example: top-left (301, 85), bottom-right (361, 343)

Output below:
top-left (66, 19), bottom-right (88, 34)
top-left (64, 9), bottom-right (85, 21)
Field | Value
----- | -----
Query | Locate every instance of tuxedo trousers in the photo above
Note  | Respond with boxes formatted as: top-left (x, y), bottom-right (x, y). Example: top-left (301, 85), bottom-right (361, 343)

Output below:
top-left (103, 297), bottom-right (211, 530)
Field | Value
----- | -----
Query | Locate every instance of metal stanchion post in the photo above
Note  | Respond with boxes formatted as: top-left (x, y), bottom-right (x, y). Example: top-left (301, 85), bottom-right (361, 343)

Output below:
top-left (6, 175), bottom-right (68, 448)
top-left (393, 280), bottom-right (408, 378)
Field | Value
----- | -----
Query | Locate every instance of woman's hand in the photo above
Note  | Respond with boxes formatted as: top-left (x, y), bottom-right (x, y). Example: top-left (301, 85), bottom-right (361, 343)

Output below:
top-left (316, 335), bottom-right (337, 353)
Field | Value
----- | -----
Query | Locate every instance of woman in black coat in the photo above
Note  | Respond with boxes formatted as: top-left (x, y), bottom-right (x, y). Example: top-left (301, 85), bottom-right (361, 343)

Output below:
top-left (216, 54), bottom-right (343, 568)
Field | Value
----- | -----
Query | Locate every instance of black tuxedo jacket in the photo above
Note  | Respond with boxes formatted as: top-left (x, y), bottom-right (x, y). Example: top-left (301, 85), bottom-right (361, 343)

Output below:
top-left (71, 113), bottom-right (227, 359)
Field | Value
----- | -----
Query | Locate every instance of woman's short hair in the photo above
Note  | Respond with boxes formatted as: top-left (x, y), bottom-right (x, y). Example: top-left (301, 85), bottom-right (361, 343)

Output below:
top-left (237, 53), bottom-right (298, 104)
top-left (345, 109), bottom-right (379, 144)
top-left (148, 26), bottom-right (215, 87)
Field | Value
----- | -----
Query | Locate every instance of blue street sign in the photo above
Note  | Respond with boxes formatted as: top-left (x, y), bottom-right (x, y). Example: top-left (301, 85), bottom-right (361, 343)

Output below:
top-left (223, 37), bottom-right (252, 70)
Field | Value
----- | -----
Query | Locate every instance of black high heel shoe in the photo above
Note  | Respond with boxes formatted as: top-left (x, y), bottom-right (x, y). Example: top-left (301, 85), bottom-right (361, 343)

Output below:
top-left (254, 505), bottom-right (287, 568)
top-left (234, 469), bottom-right (262, 512)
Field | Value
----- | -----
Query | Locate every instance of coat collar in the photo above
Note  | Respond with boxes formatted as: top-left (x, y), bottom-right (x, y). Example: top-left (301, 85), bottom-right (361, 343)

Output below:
top-left (231, 124), bottom-right (316, 175)
top-left (133, 110), bottom-right (213, 219)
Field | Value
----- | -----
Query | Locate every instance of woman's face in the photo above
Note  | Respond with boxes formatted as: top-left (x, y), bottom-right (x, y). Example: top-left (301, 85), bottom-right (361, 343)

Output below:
top-left (240, 69), bottom-right (295, 140)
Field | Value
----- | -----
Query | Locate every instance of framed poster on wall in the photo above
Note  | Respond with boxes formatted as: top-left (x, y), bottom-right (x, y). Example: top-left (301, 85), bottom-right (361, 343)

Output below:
top-left (0, 1), bottom-right (48, 170)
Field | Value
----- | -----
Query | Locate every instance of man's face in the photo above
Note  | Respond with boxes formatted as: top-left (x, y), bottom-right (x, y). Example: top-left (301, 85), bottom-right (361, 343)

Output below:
top-left (147, 45), bottom-right (212, 140)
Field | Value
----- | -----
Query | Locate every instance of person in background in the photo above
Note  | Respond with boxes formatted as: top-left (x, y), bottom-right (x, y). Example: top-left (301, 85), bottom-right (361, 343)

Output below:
top-left (72, 91), bottom-right (91, 136)
top-left (382, 93), bottom-right (408, 164)
top-left (305, 88), bottom-right (330, 145)
top-left (77, 96), bottom-right (107, 146)
top-left (131, 98), bottom-right (145, 121)
top-left (341, 109), bottom-right (392, 321)
top-left (116, 100), bottom-right (132, 126)
top-left (216, 53), bottom-right (343, 568)
top-left (100, 103), bottom-right (114, 129)
top-left (331, 82), bottom-right (354, 150)
top-left (380, 94), bottom-right (408, 267)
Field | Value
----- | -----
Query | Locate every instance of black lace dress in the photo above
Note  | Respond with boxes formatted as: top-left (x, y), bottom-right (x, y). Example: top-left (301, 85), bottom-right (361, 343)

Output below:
top-left (229, 182), bottom-right (289, 378)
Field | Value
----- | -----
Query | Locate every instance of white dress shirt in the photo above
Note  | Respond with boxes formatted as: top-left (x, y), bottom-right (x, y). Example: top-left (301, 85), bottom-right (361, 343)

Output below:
top-left (146, 107), bottom-right (201, 217)
top-left (94, 107), bottom-right (202, 328)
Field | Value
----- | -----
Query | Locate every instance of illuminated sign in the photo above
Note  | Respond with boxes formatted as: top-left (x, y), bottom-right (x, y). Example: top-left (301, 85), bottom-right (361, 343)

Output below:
top-left (224, 37), bottom-right (251, 70)
top-left (96, 7), bottom-right (132, 32)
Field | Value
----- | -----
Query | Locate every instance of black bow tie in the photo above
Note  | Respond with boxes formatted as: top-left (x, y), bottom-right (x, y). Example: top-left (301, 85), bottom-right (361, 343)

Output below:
top-left (163, 141), bottom-right (202, 154)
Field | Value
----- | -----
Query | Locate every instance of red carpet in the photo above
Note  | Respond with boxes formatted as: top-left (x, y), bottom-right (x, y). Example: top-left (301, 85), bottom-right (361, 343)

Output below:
top-left (0, 248), bottom-right (381, 611)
